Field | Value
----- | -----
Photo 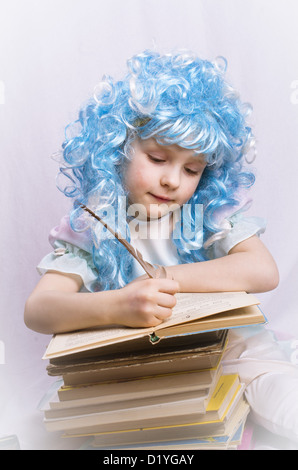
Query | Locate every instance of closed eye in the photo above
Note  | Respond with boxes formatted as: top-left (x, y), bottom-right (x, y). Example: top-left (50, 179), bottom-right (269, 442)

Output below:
top-left (185, 167), bottom-right (200, 175)
top-left (148, 154), bottom-right (165, 163)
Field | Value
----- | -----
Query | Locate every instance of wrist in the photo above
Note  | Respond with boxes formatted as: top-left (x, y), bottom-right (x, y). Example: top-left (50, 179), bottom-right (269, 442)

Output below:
top-left (91, 289), bottom-right (123, 326)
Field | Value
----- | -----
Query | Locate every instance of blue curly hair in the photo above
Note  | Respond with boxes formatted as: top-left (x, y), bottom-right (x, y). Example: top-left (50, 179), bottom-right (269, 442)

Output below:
top-left (56, 49), bottom-right (255, 291)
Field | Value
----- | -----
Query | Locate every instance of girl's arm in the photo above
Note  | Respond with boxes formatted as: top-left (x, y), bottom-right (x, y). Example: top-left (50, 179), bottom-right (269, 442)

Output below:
top-left (24, 271), bottom-right (179, 334)
top-left (166, 235), bottom-right (279, 294)
top-left (24, 235), bottom-right (278, 334)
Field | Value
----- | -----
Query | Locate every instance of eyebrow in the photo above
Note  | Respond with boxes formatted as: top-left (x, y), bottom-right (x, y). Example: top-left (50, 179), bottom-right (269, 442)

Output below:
top-left (144, 141), bottom-right (167, 155)
top-left (187, 153), bottom-right (206, 162)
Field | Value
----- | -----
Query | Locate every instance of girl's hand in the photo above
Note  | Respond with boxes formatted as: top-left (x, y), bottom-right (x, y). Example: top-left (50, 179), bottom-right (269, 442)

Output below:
top-left (117, 278), bottom-right (179, 328)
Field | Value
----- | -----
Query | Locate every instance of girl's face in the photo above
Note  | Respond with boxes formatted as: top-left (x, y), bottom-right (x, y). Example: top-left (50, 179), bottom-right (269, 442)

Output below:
top-left (124, 138), bottom-right (206, 219)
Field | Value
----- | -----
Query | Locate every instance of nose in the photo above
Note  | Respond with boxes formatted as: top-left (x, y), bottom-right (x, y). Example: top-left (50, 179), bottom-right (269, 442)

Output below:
top-left (160, 166), bottom-right (180, 189)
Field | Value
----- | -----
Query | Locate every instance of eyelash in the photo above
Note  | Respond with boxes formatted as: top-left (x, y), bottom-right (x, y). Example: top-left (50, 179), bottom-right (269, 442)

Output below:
top-left (148, 154), bottom-right (200, 176)
top-left (148, 155), bottom-right (165, 163)
top-left (185, 168), bottom-right (199, 176)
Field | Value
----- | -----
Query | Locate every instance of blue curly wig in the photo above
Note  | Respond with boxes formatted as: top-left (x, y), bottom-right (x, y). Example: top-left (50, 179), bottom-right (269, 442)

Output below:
top-left (56, 50), bottom-right (256, 291)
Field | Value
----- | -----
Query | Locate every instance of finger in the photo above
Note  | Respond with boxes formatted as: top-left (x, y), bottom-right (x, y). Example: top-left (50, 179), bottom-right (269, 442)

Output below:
top-left (154, 278), bottom-right (180, 294)
top-left (153, 306), bottom-right (173, 322)
top-left (156, 292), bottom-right (177, 309)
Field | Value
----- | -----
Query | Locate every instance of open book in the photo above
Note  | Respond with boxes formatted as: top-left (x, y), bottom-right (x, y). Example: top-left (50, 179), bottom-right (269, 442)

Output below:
top-left (43, 291), bottom-right (264, 360)
top-left (44, 205), bottom-right (264, 361)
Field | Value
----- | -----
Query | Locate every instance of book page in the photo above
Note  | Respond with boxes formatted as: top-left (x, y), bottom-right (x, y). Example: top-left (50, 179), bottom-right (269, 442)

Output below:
top-left (43, 292), bottom-right (259, 359)
top-left (44, 326), bottom-right (147, 359)
top-left (157, 292), bottom-right (260, 330)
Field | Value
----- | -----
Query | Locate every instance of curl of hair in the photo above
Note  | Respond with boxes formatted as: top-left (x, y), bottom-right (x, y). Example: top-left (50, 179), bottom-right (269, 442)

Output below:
top-left (57, 50), bottom-right (256, 290)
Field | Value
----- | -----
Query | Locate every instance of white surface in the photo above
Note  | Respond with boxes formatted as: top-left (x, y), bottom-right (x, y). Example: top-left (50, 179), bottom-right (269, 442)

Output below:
top-left (1, 0), bottom-right (298, 450)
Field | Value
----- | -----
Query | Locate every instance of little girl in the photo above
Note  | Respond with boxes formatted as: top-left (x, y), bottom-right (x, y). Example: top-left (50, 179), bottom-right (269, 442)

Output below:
top-left (25, 50), bottom-right (298, 446)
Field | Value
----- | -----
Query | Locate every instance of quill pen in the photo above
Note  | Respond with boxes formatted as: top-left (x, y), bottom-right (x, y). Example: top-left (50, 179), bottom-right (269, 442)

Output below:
top-left (80, 204), bottom-right (168, 279)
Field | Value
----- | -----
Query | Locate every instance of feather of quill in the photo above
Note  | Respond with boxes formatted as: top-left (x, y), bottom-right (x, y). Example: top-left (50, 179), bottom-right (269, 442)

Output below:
top-left (80, 204), bottom-right (167, 279)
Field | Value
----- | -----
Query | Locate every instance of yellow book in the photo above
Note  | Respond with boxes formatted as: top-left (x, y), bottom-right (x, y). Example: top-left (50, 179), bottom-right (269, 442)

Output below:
top-left (206, 374), bottom-right (240, 415)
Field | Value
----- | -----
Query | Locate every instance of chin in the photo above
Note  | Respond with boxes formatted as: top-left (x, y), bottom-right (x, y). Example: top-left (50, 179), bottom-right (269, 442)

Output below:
top-left (147, 205), bottom-right (171, 220)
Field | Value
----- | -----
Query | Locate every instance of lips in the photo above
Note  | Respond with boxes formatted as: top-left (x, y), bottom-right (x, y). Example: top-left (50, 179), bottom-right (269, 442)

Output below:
top-left (149, 193), bottom-right (173, 202)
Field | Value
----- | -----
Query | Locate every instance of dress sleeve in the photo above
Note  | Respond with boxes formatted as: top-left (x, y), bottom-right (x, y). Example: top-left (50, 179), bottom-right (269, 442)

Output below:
top-left (208, 213), bottom-right (266, 259)
top-left (36, 216), bottom-right (98, 292)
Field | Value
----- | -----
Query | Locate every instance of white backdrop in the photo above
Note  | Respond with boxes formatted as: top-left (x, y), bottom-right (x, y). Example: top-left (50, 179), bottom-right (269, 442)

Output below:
top-left (1, 0), bottom-right (298, 449)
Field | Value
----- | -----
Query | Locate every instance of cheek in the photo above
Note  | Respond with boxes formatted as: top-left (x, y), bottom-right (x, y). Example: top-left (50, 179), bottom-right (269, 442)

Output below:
top-left (135, 167), bottom-right (146, 183)
top-left (181, 178), bottom-right (201, 202)
top-left (124, 162), bottom-right (149, 196)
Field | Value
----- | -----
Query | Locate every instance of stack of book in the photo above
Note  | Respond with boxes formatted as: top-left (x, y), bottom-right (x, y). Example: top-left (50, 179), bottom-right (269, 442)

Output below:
top-left (41, 291), bottom-right (265, 450)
